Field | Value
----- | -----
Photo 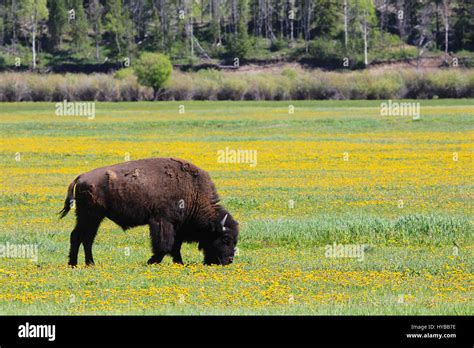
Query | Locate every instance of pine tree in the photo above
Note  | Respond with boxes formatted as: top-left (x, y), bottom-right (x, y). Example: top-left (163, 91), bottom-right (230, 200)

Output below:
top-left (70, 0), bottom-right (89, 53)
top-left (313, 0), bottom-right (338, 38)
top-left (0, 2), bottom-right (5, 46)
top-left (47, 0), bottom-right (66, 50)
top-left (88, 0), bottom-right (103, 62)
top-left (227, 0), bottom-right (251, 60)
top-left (150, 3), bottom-right (164, 51)
top-left (104, 0), bottom-right (126, 56)
top-left (454, 0), bottom-right (474, 51)
top-left (122, 2), bottom-right (136, 64)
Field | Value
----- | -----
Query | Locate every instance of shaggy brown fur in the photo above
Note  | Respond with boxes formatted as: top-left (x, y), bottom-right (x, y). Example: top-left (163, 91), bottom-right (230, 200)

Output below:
top-left (60, 158), bottom-right (239, 266)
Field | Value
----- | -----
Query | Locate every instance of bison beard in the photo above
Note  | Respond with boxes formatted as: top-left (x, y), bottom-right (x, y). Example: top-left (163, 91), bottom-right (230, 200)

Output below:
top-left (59, 158), bottom-right (239, 266)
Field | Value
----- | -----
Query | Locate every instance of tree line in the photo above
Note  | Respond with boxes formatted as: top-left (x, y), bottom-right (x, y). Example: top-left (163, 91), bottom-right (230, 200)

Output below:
top-left (0, 0), bottom-right (473, 70)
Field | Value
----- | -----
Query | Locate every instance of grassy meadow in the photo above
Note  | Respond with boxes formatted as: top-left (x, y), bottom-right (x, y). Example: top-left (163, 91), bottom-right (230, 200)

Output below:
top-left (0, 100), bottom-right (472, 315)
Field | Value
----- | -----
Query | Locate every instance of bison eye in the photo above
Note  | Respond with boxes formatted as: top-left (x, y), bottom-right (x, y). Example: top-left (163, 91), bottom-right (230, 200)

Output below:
top-left (222, 236), bottom-right (232, 245)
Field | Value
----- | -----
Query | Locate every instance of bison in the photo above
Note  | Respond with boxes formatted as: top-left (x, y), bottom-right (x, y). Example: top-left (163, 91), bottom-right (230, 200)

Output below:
top-left (59, 157), bottom-right (239, 267)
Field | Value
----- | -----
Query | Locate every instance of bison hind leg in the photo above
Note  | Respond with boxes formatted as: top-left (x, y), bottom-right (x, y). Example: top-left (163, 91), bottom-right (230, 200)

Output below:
top-left (68, 211), bottom-right (104, 267)
top-left (147, 219), bottom-right (175, 265)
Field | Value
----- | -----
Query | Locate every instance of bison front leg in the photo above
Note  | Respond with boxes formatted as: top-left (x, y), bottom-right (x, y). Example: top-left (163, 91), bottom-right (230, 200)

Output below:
top-left (147, 219), bottom-right (175, 265)
top-left (171, 240), bottom-right (183, 264)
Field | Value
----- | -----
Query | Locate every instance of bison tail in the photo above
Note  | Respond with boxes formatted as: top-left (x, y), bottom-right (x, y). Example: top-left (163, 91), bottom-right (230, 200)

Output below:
top-left (59, 177), bottom-right (79, 219)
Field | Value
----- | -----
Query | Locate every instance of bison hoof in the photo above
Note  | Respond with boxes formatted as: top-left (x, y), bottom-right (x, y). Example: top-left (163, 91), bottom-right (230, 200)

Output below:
top-left (68, 263), bottom-right (77, 268)
top-left (147, 257), bottom-right (160, 265)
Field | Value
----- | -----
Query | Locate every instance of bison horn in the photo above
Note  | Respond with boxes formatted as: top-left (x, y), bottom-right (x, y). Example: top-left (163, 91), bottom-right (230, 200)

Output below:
top-left (221, 214), bottom-right (228, 229)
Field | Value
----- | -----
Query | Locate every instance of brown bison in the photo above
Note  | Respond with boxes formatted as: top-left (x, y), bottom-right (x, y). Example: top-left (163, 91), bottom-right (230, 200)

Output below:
top-left (59, 157), bottom-right (239, 266)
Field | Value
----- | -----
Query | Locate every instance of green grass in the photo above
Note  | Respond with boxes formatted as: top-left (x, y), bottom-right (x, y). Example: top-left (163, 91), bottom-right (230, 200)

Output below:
top-left (0, 100), bottom-right (472, 315)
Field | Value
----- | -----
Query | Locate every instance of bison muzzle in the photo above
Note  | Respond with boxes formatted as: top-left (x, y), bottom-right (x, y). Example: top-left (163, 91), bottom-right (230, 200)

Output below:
top-left (59, 157), bottom-right (239, 266)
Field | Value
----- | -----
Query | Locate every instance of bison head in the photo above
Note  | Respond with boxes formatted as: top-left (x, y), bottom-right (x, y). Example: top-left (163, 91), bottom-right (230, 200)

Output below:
top-left (200, 211), bottom-right (239, 266)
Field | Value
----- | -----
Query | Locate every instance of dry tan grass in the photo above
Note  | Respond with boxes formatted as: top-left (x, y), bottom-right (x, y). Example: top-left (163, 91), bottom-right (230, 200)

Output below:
top-left (0, 67), bottom-right (473, 101)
